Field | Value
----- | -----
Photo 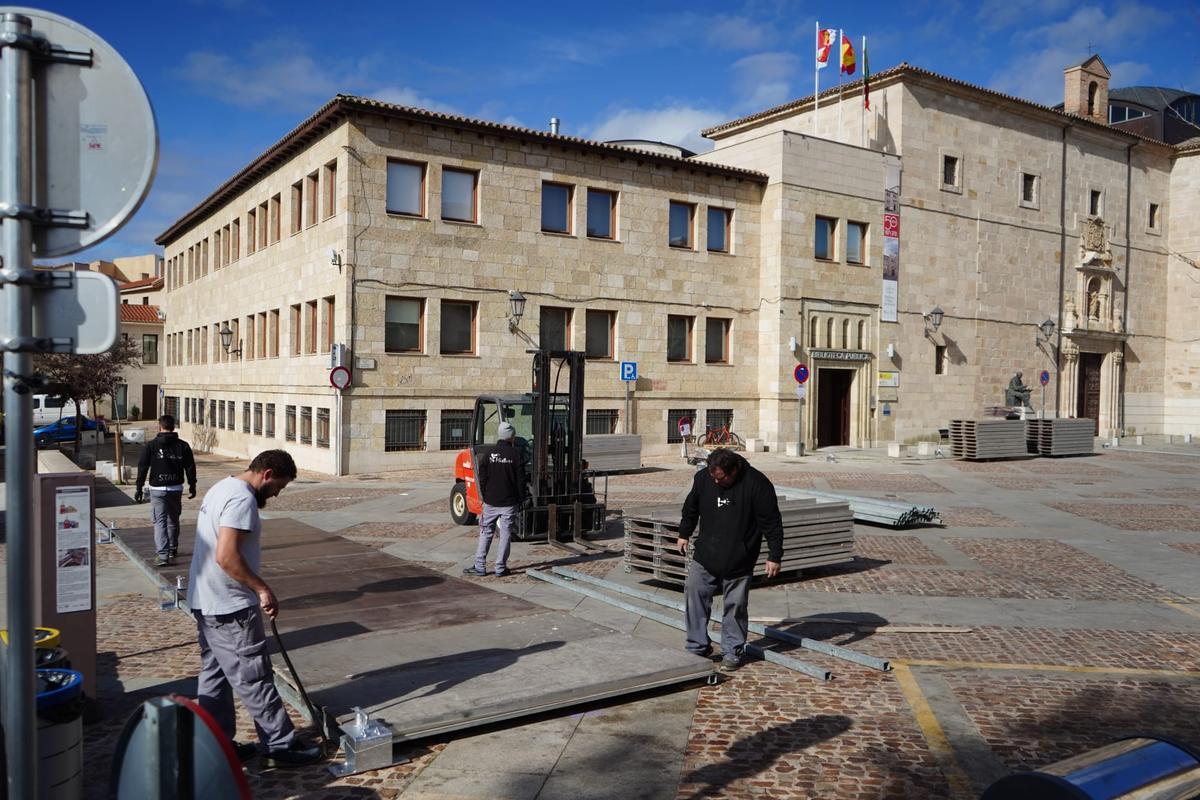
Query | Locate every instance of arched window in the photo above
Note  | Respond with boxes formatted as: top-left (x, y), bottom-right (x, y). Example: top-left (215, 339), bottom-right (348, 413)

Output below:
top-left (1086, 278), bottom-right (1101, 320)
top-left (826, 318), bottom-right (834, 349)
top-left (1087, 81), bottom-right (1098, 117)
top-left (810, 316), bottom-right (819, 348)
top-left (857, 320), bottom-right (866, 350)
top-left (841, 319), bottom-right (850, 349)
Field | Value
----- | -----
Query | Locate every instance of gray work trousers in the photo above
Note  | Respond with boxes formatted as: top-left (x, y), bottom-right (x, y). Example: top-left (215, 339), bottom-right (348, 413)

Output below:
top-left (474, 503), bottom-right (517, 573)
top-left (684, 559), bottom-right (751, 657)
top-left (194, 605), bottom-right (294, 751)
top-left (151, 491), bottom-right (182, 557)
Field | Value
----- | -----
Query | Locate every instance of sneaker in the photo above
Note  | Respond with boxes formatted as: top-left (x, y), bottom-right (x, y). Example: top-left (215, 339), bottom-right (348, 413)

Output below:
top-left (168, 548), bottom-right (178, 560)
top-left (493, 569), bottom-right (510, 577)
top-left (231, 740), bottom-right (257, 762)
top-left (719, 653), bottom-right (742, 673)
top-left (263, 739), bottom-right (323, 768)
top-left (461, 566), bottom-right (488, 577)
top-left (687, 647), bottom-right (712, 659)
top-left (154, 554), bottom-right (170, 567)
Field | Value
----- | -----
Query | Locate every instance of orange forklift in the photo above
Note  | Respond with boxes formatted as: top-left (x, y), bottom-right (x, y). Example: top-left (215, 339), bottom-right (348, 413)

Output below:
top-left (450, 350), bottom-right (605, 547)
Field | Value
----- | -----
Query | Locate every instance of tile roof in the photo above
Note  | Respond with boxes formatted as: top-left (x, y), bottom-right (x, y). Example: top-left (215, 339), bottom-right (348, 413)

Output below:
top-left (119, 276), bottom-right (162, 291)
top-left (119, 304), bottom-right (163, 324)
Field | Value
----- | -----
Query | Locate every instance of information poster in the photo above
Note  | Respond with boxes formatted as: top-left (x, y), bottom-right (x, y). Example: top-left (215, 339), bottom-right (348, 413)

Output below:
top-left (55, 485), bottom-right (93, 613)
top-left (882, 163), bottom-right (901, 322)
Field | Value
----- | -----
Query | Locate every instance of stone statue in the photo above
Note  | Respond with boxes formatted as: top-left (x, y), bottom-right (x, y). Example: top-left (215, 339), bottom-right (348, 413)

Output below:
top-left (1005, 372), bottom-right (1032, 407)
top-left (1063, 294), bottom-right (1077, 333)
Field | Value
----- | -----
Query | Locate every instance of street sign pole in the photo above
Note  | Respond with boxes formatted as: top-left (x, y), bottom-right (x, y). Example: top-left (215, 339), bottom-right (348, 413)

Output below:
top-left (2, 13), bottom-right (39, 797)
top-left (624, 381), bottom-right (631, 434)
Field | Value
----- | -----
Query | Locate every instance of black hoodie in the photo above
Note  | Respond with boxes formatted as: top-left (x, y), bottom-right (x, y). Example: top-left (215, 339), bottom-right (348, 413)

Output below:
top-left (136, 431), bottom-right (197, 491)
top-left (678, 455), bottom-right (783, 579)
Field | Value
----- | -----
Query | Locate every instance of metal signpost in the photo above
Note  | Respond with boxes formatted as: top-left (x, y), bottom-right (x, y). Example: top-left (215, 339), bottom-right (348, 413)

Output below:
top-left (620, 361), bottom-right (636, 434)
top-left (1040, 369), bottom-right (1051, 419)
top-left (794, 363), bottom-right (809, 457)
top-left (1, 9), bottom-right (156, 796)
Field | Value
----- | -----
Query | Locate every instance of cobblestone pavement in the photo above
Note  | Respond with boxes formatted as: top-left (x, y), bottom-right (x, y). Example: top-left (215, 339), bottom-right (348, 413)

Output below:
top-left (69, 444), bottom-right (1200, 799)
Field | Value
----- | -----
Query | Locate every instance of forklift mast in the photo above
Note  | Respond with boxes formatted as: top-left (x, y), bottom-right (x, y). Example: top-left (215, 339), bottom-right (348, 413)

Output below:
top-left (530, 350), bottom-right (586, 508)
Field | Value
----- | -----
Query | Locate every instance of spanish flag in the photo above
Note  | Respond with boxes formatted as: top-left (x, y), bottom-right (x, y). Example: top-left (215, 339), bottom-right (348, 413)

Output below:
top-left (840, 32), bottom-right (856, 75)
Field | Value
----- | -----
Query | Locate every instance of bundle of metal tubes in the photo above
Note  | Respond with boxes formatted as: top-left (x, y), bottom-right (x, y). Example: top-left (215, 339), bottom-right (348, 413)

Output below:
top-left (777, 489), bottom-right (941, 528)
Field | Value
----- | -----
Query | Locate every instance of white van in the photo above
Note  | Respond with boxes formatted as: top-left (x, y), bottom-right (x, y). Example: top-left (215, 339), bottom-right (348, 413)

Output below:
top-left (32, 395), bottom-right (87, 426)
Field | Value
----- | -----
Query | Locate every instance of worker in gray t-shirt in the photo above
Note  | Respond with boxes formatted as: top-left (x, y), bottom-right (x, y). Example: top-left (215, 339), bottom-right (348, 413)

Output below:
top-left (185, 449), bottom-right (322, 768)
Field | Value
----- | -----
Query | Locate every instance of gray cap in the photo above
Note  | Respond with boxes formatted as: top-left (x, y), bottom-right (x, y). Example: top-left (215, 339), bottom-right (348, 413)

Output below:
top-left (498, 422), bottom-right (516, 440)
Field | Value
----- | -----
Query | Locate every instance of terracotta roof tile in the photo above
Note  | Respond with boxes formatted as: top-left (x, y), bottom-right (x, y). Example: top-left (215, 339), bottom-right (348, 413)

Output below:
top-left (119, 304), bottom-right (163, 324)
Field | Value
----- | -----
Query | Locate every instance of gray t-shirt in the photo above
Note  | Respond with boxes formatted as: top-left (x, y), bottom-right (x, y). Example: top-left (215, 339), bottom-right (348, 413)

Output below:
top-left (187, 476), bottom-right (261, 615)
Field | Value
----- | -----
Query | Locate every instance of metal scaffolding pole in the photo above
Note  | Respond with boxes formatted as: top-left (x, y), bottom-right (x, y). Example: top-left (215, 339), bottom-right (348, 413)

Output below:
top-left (2, 12), bottom-right (39, 797)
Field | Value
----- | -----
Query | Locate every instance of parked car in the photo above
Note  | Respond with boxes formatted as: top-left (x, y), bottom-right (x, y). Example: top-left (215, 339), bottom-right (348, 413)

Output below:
top-left (32, 394), bottom-right (87, 426)
top-left (33, 416), bottom-right (106, 448)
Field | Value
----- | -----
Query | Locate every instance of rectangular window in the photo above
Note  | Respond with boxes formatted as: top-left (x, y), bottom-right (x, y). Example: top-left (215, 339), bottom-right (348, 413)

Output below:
top-left (214, 229), bottom-right (222, 269)
top-left (1148, 202), bottom-right (1159, 230)
top-left (707, 207), bottom-right (731, 253)
top-left (196, 399), bottom-right (204, 427)
top-left (541, 182), bottom-right (572, 234)
top-left (269, 309), bottom-right (280, 358)
top-left (942, 155), bottom-right (959, 188)
top-left (201, 327), bottom-right (208, 364)
top-left (258, 202), bottom-right (268, 247)
top-left (1022, 173), bottom-right (1038, 204)
top-left (586, 409), bottom-right (619, 435)
top-left (386, 160), bottom-right (425, 216)
top-left (230, 219), bottom-right (239, 260)
top-left (584, 310), bottom-right (615, 360)
top-left (441, 168), bottom-right (477, 222)
top-left (142, 334), bottom-right (159, 365)
top-left (815, 216), bottom-right (836, 260)
top-left (265, 403), bottom-right (275, 438)
top-left (225, 400), bottom-right (234, 431)
top-left (291, 180), bottom-right (303, 234)
top-left (323, 160), bottom-right (337, 219)
top-left (440, 300), bottom-right (476, 355)
top-left (242, 402), bottom-right (251, 433)
top-left (385, 410), bottom-right (426, 451)
top-left (322, 296), bottom-right (335, 354)
top-left (218, 400), bottom-right (226, 430)
top-left (668, 201), bottom-right (694, 248)
top-left (300, 406), bottom-right (313, 444)
top-left (586, 189), bottom-right (616, 239)
top-left (439, 410), bottom-right (472, 451)
top-left (539, 306), bottom-right (572, 351)
top-left (305, 300), bottom-right (318, 354)
top-left (209, 400), bottom-right (216, 426)
top-left (244, 315), bottom-right (255, 360)
top-left (306, 172), bottom-right (319, 227)
top-left (667, 315), bottom-right (693, 362)
top-left (290, 304), bottom-right (302, 356)
top-left (385, 296), bottom-right (423, 352)
top-left (285, 405), bottom-right (297, 441)
top-left (935, 344), bottom-right (947, 375)
top-left (705, 408), bottom-right (733, 434)
top-left (253, 402), bottom-right (263, 435)
top-left (1089, 189), bottom-right (1102, 216)
top-left (269, 193), bottom-right (281, 243)
top-left (201, 238), bottom-right (209, 275)
top-left (256, 312), bottom-right (267, 359)
top-left (846, 221), bottom-right (867, 265)
top-left (246, 209), bottom-right (256, 253)
top-left (705, 318), bottom-right (730, 364)
top-left (667, 408), bottom-right (696, 443)
top-left (316, 408), bottom-right (330, 448)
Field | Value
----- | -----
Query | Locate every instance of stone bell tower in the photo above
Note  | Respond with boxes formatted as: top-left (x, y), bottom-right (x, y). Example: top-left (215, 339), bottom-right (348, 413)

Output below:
top-left (1063, 55), bottom-right (1110, 125)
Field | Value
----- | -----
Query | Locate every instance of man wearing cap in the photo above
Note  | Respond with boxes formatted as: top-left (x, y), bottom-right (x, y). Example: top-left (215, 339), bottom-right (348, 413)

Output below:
top-left (464, 421), bottom-right (526, 577)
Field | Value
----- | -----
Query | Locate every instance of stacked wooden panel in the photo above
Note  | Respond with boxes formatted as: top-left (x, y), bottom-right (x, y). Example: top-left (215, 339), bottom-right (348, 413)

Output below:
top-left (582, 434), bottom-right (643, 473)
top-left (623, 499), bottom-right (855, 587)
top-left (949, 419), bottom-right (1028, 460)
top-left (1030, 418), bottom-right (1095, 456)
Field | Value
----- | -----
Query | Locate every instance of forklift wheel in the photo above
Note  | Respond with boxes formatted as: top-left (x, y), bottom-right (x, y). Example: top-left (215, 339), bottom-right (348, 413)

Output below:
top-left (449, 484), bottom-right (477, 526)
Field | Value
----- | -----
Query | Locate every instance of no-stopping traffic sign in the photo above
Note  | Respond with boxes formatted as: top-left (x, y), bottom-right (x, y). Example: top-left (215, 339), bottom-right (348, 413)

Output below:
top-left (794, 364), bottom-right (809, 384)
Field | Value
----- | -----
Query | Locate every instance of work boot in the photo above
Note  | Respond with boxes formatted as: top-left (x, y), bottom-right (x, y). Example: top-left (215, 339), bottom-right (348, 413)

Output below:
top-left (154, 554), bottom-right (170, 567)
top-left (168, 548), bottom-right (177, 560)
top-left (719, 652), bottom-right (742, 673)
top-left (263, 739), bottom-right (323, 768)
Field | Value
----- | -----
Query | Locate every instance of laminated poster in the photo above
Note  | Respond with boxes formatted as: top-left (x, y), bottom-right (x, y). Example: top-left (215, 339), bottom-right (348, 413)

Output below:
top-left (55, 485), bottom-right (93, 613)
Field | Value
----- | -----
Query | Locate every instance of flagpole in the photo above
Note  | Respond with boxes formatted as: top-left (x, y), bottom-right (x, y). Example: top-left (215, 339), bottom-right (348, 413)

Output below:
top-left (838, 29), bottom-right (844, 143)
top-left (814, 20), bottom-right (820, 136)
top-left (861, 34), bottom-right (867, 148)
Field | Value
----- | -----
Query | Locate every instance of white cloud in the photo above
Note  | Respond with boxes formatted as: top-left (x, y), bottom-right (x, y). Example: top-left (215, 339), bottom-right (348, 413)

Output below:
top-left (975, 0), bottom-right (1074, 32)
top-left (705, 15), bottom-right (775, 50)
top-left (369, 86), bottom-right (459, 115)
top-left (730, 51), bottom-right (798, 113)
top-left (176, 42), bottom-right (357, 112)
top-left (587, 106), bottom-right (727, 154)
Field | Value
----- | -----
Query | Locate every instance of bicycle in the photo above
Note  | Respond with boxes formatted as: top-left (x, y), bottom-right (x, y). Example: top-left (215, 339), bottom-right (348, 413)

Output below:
top-left (701, 424), bottom-right (745, 450)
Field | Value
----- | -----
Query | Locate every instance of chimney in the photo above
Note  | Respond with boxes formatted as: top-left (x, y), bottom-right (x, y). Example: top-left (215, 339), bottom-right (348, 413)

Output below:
top-left (1063, 55), bottom-right (1110, 125)
top-left (549, 117), bottom-right (560, 135)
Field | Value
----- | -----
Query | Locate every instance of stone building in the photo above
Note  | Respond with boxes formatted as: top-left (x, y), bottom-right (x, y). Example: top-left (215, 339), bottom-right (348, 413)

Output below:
top-left (156, 57), bottom-right (1200, 474)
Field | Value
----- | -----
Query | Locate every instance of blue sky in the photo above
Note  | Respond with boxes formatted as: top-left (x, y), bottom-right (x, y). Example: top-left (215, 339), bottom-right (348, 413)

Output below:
top-left (44, 0), bottom-right (1198, 263)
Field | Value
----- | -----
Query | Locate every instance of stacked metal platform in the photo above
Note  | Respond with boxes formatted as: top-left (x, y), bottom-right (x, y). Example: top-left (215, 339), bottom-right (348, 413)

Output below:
top-left (581, 434), bottom-right (643, 472)
top-left (776, 488), bottom-right (941, 528)
top-left (949, 419), bottom-right (1029, 460)
top-left (1029, 418), bottom-right (1095, 456)
top-left (623, 499), bottom-right (855, 587)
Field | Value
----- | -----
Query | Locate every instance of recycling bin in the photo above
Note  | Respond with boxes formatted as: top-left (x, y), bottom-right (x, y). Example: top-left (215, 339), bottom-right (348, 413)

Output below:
top-left (37, 668), bottom-right (84, 800)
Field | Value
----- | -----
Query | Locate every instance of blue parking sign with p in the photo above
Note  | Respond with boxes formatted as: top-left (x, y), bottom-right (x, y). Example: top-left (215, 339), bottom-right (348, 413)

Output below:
top-left (620, 361), bottom-right (637, 382)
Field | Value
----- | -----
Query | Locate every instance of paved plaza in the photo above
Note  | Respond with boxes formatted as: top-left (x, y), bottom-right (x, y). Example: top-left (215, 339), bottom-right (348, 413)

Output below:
top-left (24, 442), bottom-right (1200, 798)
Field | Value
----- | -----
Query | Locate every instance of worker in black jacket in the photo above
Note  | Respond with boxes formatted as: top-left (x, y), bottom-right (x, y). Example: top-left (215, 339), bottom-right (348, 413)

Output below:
top-left (135, 414), bottom-right (197, 566)
top-left (676, 448), bottom-right (782, 671)
top-left (464, 421), bottom-right (526, 577)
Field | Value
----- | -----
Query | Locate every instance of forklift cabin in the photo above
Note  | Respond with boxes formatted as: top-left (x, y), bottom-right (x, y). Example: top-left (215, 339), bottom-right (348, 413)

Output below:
top-left (451, 351), bottom-right (605, 546)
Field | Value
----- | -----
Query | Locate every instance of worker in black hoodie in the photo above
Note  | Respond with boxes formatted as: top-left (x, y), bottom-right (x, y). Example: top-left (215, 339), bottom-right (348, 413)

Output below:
top-left (676, 448), bottom-right (783, 672)
top-left (135, 414), bottom-right (197, 566)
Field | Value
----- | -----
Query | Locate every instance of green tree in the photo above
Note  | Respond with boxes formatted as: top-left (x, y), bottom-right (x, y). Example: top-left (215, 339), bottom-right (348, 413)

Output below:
top-left (35, 337), bottom-right (141, 453)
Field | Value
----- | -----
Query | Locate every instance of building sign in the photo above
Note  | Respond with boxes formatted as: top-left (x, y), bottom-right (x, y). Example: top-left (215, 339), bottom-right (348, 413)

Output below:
top-left (810, 349), bottom-right (873, 362)
top-left (55, 486), bottom-right (92, 613)
top-left (882, 163), bottom-right (901, 323)
top-left (878, 371), bottom-right (899, 387)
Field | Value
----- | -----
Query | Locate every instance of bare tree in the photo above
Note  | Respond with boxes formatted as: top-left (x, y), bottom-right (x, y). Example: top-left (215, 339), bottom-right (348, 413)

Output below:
top-left (35, 337), bottom-right (142, 453)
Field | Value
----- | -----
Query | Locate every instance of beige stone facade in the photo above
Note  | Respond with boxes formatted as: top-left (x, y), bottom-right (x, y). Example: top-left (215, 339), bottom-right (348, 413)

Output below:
top-left (156, 63), bottom-right (1200, 474)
